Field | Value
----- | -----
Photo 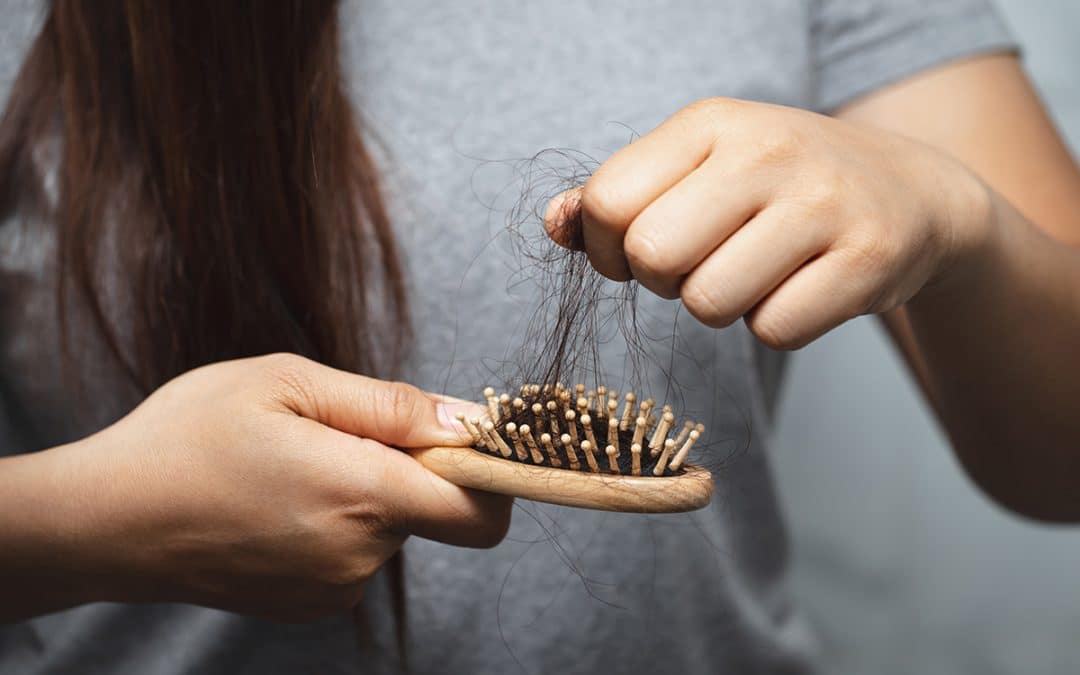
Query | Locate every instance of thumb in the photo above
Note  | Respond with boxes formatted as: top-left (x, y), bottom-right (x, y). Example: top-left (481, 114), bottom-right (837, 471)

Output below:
top-left (263, 354), bottom-right (486, 448)
top-left (358, 434), bottom-right (513, 548)
top-left (543, 187), bottom-right (585, 250)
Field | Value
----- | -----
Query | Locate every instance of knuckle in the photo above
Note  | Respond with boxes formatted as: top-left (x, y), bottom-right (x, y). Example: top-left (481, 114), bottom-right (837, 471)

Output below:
top-left (259, 353), bottom-right (317, 410)
top-left (580, 177), bottom-right (631, 230)
top-left (378, 380), bottom-right (425, 431)
top-left (747, 305), bottom-right (805, 351)
top-left (846, 230), bottom-right (899, 278)
top-left (799, 169), bottom-right (846, 214)
top-left (259, 351), bottom-right (307, 373)
top-left (681, 96), bottom-right (737, 123)
top-left (259, 353), bottom-right (309, 387)
top-left (623, 229), bottom-right (669, 277)
top-left (681, 278), bottom-right (738, 328)
top-left (672, 97), bottom-right (740, 144)
top-left (751, 128), bottom-right (802, 168)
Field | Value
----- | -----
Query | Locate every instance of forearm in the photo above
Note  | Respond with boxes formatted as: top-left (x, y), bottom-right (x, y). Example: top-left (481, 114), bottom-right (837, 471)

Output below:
top-left (0, 441), bottom-right (127, 621)
top-left (904, 190), bottom-right (1080, 521)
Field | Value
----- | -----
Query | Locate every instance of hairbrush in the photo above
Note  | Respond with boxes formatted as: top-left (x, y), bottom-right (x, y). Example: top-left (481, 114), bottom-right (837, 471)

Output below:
top-left (410, 383), bottom-right (712, 513)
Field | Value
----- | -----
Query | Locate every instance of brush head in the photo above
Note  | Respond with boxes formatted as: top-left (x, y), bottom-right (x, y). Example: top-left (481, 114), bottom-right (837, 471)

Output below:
top-left (412, 382), bottom-right (713, 513)
top-left (473, 383), bottom-right (699, 477)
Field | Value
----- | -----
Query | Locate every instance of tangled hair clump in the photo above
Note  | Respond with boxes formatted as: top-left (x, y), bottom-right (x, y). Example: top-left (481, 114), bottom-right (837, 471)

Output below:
top-left (498, 148), bottom-right (650, 396)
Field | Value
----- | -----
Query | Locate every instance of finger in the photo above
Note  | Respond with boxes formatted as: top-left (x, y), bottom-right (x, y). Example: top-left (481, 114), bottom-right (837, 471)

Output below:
top-left (679, 205), bottom-right (833, 327)
top-left (335, 431), bottom-right (513, 549)
top-left (543, 187), bottom-right (584, 249)
top-left (577, 112), bottom-right (715, 280)
top-left (262, 355), bottom-right (487, 448)
top-left (742, 249), bottom-right (879, 350)
top-left (623, 154), bottom-right (769, 298)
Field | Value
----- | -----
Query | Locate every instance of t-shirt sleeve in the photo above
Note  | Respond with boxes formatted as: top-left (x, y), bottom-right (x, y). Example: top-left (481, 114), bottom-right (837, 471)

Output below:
top-left (811, 0), bottom-right (1019, 112)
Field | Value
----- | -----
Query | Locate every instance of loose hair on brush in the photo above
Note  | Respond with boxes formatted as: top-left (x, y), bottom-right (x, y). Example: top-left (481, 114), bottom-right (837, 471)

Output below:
top-left (408, 150), bottom-right (715, 514)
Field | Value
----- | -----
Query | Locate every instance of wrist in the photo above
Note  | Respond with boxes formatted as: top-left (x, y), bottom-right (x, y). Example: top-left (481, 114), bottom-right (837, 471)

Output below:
top-left (0, 441), bottom-right (120, 615)
top-left (8, 435), bottom-right (160, 608)
top-left (916, 157), bottom-right (1001, 304)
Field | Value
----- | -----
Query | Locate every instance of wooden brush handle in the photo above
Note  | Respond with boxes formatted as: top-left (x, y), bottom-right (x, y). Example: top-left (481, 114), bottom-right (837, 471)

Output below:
top-left (408, 445), bottom-right (712, 513)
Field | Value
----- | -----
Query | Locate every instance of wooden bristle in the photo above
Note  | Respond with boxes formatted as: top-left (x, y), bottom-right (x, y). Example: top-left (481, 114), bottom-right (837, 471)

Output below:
top-left (669, 428), bottom-right (701, 472)
top-left (620, 392), bottom-right (636, 431)
top-left (484, 420), bottom-right (512, 457)
top-left (606, 444), bottom-right (620, 474)
top-left (606, 398), bottom-right (618, 419)
top-left (639, 399), bottom-right (654, 421)
top-left (607, 413), bottom-right (619, 453)
top-left (673, 420), bottom-right (693, 447)
top-left (631, 416), bottom-right (647, 449)
top-left (561, 433), bottom-right (579, 470)
top-left (520, 424), bottom-right (543, 464)
top-left (499, 393), bottom-right (511, 418)
top-left (484, 386), bottom-right (498, 421)
top-left (546, 400), bottom-right (561, 439)
top-left (477, 419), bottom-right (499, 454)
top-left (564, 409), bottom-right (579, 446)
top-left (506, 423), bottom-right (527, 461)
top-left (576, 396), bottom-right (589, 416)
top-left (631, 442), bottom-right (642, 476)
top-left (457, 413), bottom-right (483, 446)
top-left (532, 403), bottom-right (544, 430)
top-left (640, 400), bottom-right (656, 436)
top-left (580, 413), bottom-right (598, 450)
top-left (540, 432), bottom-right (561, 467)
top-left (649, 411), bottom-right (675, 452)
top-left (653, 438), bottom-right (677, 476)
top-left (580, 440), bottom-right (599, 472)
top-left (512, 397), bottom-right (525, 413)
top-left (646, 413), bottom-right (658, 435)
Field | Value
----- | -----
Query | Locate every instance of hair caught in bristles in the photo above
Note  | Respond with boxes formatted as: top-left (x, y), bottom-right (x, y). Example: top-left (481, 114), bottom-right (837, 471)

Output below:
top-left (467, 382), bottom-right (704, 477)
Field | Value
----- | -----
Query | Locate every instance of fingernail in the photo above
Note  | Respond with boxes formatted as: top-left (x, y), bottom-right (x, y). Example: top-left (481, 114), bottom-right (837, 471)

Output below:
top-left (436, 401), bottom-right (488, 442)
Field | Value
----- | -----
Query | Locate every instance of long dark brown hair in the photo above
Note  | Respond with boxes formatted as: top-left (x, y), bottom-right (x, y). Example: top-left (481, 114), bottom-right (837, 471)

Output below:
top-left (0, 0), bottom-right (408, 394)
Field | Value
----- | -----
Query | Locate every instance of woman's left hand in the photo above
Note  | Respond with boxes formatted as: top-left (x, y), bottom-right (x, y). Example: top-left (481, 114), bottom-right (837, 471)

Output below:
top-left (545, 97), bottom-right (994, 349)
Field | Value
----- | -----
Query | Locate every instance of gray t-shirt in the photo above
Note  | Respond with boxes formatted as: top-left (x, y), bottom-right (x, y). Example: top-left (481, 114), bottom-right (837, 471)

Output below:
top-left (0, 1), bottom-right (1014, 673)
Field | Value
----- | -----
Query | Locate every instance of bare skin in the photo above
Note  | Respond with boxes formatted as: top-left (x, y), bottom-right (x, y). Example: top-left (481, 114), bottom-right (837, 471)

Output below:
top-left (0, 354), bottom-right (510, 621)
top-left (547, 54), bottom-right (1080, 522)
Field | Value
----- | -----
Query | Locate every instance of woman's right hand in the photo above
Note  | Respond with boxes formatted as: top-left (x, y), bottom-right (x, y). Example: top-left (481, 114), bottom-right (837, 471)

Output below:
top-left (4, 354), bottom-right (510, 621)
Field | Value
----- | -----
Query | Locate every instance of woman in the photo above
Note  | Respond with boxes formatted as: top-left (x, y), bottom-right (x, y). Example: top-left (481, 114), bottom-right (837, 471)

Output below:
top-left (2, 0), bottom-right (1079, 673)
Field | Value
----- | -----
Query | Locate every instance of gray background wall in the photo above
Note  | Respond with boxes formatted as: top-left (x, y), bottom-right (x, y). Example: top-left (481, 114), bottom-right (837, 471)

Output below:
top-left (770, 2), bottom-right (1080, 673)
